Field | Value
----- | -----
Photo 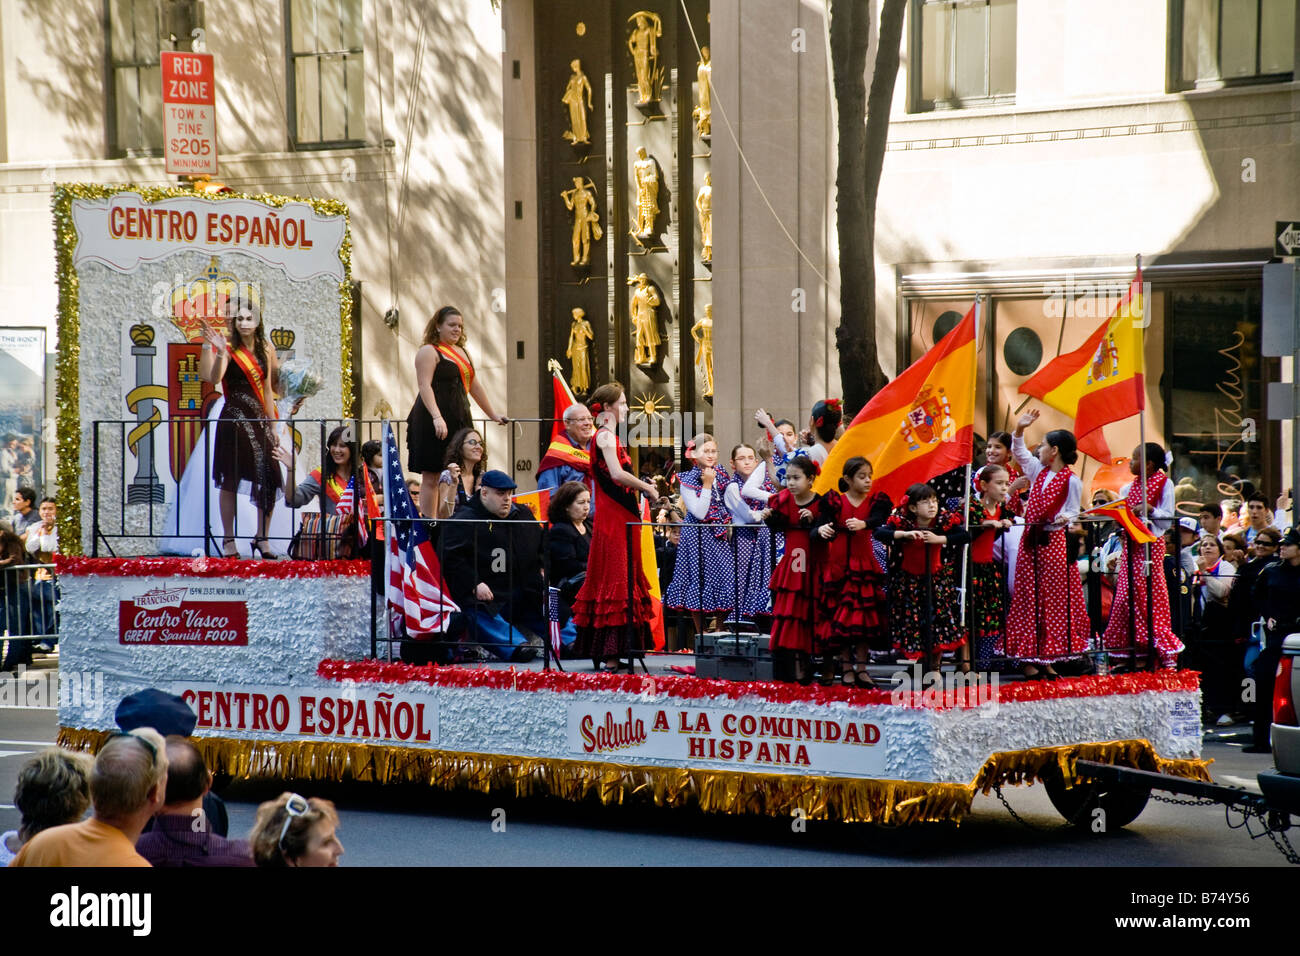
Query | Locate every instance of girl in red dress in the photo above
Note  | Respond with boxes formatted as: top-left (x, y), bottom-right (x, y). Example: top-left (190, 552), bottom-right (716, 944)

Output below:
top-left (1101, 442), bottom-right (1184, 668)
top-left (572, 382), bottom-right (661, 672)
top-left (874, 483), bottom-right (969, 671)
top-left (1004, 409), bottom-right (1090, 678)
top-left (761, 456), bottom-right (830, 684)
top-left (819, 457), bottom-right (890, 687)
top-left (967, 464), bottom-right (1014, 671)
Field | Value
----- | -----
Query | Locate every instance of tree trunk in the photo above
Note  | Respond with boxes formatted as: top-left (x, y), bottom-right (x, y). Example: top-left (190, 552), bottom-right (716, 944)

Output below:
top-left (830, 0), bottom-right (907, 416)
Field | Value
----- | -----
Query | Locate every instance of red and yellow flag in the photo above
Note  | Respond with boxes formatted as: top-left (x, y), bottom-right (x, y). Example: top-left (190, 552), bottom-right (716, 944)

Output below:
top-left (640, 497), bottom-right (665, 650)
top-left (814, 304), bottom-right (978, 502)
top-left (548, 359), bottom-right (580, 443)
top-left (1083, 499), bottom-right (1157, 545)
top-left (1019, 269), bottom-right (1145, 461)
top-left (513, 488), bottom-right (552, 522)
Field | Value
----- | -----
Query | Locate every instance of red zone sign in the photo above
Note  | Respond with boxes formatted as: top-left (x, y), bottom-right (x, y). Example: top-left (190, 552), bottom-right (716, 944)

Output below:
top-left (162, 51), bottom-right (217, 175)
top-left (118, 581), bottom-right (247, 646)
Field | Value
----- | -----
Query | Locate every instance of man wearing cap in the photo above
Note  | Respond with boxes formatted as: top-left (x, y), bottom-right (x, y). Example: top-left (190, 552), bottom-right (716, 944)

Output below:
top-left (116, 688), bottom-right (229, 836)
top-left (536, 405), bottom-right (595, 497)
top-left (1247, 528), bottom-right (1300, 753)
top-left (441, 469), bottom-right (547, 662)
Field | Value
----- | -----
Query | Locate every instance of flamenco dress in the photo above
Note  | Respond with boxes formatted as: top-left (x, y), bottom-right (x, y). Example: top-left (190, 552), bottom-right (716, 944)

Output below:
top-left (1004, 436), bottom-right (1090, 665)
top-left (572, 428), bottom-right (654, 660)
top-left (1101, 470), bottom-right (1183, 667)
top-left (723, 466), bottom-right (778, 621)
top-left (967, 499), bottom-right (1009, 666)
top-left (876, 508), bottom-right (969, 660)
top-left (819, 491), bottom-right (890, 653)
top-left (764, 489), bottom-right (828, 654)
top-left (664, 467), bottom-right (737, 615)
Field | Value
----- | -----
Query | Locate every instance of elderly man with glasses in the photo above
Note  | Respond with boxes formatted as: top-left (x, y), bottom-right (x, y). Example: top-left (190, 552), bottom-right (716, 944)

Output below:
top-left (536, 404), bottom-right (595, 498)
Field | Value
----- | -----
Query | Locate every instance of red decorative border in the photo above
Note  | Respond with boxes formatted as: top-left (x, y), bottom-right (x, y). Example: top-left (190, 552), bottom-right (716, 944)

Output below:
top-left (317, 659), bottom-right (1199, 710)
top-left (56, 556), bottom-right (370, 579)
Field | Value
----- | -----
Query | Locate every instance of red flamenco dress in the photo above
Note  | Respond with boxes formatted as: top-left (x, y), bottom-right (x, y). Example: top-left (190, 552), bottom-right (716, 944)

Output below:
top-left (967, 499), bottom-right (1009, 662)
top-left (764, 489), bottom-right (828, 654)
top-left (572, 427), bottom-right (654, 660)
top-left (1101, 470), bottom-right (1183, 667)
top-left (1005, 466), bottom-right (1090, 665)
top-left (819, 491), bottom-right (890, 653)
top-left (875, 507), bottom-right (969, 660)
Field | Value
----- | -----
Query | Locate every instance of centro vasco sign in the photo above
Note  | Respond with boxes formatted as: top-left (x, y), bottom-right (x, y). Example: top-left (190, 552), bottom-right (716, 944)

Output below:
top-left (118, 579), bottom-right (248, 646)
top-left (161, 51), bottom-right (217, 175)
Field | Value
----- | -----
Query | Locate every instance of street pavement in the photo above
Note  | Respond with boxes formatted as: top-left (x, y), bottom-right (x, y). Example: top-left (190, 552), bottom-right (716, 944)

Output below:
top-left (0, 678), bottom-right (1291, 866)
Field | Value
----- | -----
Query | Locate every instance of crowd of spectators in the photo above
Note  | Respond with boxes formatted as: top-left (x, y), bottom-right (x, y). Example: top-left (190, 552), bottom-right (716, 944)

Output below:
top-left (1, 487), bottom-right (59, 670)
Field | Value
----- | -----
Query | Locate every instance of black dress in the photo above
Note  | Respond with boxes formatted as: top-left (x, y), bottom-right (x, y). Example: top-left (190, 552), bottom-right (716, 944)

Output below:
top-left (407, 348), bottom-right (473, 474)
top-left (212, 351), bottom-right (282, 512)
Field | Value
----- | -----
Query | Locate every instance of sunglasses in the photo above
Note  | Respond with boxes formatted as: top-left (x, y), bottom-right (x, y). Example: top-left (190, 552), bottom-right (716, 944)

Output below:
top-left (278, 793), bottom-right (311, 851)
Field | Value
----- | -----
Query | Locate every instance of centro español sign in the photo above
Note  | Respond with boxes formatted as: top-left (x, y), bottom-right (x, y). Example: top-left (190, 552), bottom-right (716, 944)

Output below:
top-left (162, 51), bottom-right (217, 176)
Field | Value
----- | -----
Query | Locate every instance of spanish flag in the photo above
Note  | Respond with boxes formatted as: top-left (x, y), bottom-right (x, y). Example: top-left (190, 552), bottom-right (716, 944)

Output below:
top-left (1083, 499), bottom-right (1157, 545)
top-left (640, 497), bottom-right (666, 650)
top-left (814, 304), bottom-right (978, 502)
top-left (1019, 269), bottom-right (1145, 461)
top-left (547, 359), bottom-right (579, 443)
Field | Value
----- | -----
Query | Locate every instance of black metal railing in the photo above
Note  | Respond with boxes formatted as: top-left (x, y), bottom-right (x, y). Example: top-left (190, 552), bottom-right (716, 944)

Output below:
top-left (1, 563), bottom-right (58, 669)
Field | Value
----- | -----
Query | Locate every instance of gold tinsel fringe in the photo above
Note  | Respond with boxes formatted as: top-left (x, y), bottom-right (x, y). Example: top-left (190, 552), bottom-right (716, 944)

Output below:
top-left (57, 728), bottom-right (1210, 826)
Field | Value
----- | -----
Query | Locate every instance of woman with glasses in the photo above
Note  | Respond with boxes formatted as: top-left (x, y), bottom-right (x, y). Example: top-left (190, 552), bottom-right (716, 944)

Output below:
top-left (249, 792), bottom-right (343, 867)
top-left (437, 428), bottom-right (488, 519)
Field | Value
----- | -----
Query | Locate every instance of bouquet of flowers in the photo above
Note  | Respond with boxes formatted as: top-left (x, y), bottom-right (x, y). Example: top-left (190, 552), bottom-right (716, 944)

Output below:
top-left (276, 360), bottom-right (323, 418)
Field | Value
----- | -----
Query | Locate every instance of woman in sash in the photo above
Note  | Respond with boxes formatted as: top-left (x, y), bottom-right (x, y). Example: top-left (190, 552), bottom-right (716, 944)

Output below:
top-left (278, 425), bottom-right (356, 515)
top-left (199, 296), bottom-right (286, 558)
top-left (407, 307), bottom-right (508, 518)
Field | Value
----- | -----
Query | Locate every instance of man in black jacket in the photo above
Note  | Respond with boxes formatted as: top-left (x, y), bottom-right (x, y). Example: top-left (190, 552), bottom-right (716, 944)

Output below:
top-left (442, 470), bottom-right (546, 662)
top-left (1247, 528), bottom-right (1300, 752)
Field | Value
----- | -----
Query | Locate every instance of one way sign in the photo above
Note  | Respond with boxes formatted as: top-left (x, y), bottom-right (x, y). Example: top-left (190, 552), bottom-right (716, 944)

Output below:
top-left (1277, 221), bottom-right (1300, 257)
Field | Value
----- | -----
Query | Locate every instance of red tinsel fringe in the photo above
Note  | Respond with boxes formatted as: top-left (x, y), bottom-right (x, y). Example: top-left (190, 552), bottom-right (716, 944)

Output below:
top-left (317, 659), bottom-right (1200, 710)
top-left (56, 556), bottom-right (370, 579)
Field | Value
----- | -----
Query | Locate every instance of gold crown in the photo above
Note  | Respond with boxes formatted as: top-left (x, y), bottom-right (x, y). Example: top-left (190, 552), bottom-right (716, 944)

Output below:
top-left (269, 328), bottom-right (295, 350)
top-left (129, 323), bottom-right (155, 346)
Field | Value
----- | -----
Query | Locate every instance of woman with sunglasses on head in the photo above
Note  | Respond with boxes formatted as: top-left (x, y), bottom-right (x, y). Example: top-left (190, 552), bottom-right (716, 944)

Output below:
top-left (407, 306), bottom-right (508, 518)
top-left (249, 792), bottom-right (343, 867)
top-left (199, 295), bottom-right (290, 559)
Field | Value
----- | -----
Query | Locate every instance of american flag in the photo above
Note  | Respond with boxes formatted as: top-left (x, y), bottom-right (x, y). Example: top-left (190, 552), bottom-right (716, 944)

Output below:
top-left (547, 586), bottom-right (563, 662)
top-left (382, 421), bottom-right (458, 637)
top-left (335, 477), bottom-right (355, 516)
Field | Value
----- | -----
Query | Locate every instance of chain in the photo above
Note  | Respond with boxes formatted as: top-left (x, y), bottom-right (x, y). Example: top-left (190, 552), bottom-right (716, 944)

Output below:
top-left (993, 783), bottom-right (1093, 831)
top-left (1225, 803), bottom-right (1300, 865)
top-left (1150, 792), bottom-right (1220, 808)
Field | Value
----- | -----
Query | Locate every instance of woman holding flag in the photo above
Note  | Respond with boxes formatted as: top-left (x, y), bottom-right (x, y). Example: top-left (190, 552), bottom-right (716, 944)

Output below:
top-left (199, 295), bottom-right (286, 559)
top-left (1100, 442), bottom-right (1183, 668)
top-left (276, 425), bottom-right (357, 515)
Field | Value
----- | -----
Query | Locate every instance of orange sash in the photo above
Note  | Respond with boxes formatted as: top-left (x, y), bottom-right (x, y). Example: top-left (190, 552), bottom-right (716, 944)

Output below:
top-left (538, 438), bottom-right (591, 475)
top-left (229, 346), bottom-right (276, 418)
top-left (437, 344), bottom-right (475, 393)
top-left (311, 468), bottom-right (348, 504)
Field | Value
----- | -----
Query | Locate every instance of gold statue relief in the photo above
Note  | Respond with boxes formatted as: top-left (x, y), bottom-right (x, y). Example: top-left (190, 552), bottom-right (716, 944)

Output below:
top-left (692, 304), bottom-right (714, 397)
top-left (628, 272), bottom-right (662, 366)
top-left (566, 307), bottom-right (594, 393)
top-left (696, 173), bottom-right (712, 264)
top-left (632, 146), bottom-right (660, 239)
top-left (561, 59), bottom-right (593, 146)
top-left (693, 46), bottom-right (712, 139)
top-left (627, 11), bottom-right (664, 106)
top-left (561, 176), bottom-right (603, 266)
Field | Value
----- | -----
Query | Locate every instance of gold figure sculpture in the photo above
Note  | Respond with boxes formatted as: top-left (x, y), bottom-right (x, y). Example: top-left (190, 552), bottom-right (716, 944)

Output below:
top-left (692, 304), bottom-right (714, 397)
top-left (696, 174), bottom-right (712, 264)
top-left (561, 59), bottom-right (593, 146)
top-left (632, 147), bottom-right (659, 239)
top-left (561, 176), bottom-right (603, 266)
top-left (566, 307), bottom-right (594, 393)
top-left (692, 46), bottom-right (712, 139)
top-left (627, 11), bottom-right (663, 106)
top-left (628, 273), bottom-right (661, 366)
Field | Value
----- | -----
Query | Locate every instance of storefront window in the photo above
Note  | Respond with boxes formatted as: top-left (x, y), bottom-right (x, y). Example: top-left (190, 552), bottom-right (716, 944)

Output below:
top-left (1165, 287), bottom-right (1272, 520)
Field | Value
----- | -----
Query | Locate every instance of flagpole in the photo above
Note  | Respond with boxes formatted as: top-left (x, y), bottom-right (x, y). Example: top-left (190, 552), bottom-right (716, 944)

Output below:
top-left (1134, 254), bottom-right (1154, 662)
top-left (960, 296), bottom-right (981, 630)
top-left (382, 418), bottom-right (394, 663)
